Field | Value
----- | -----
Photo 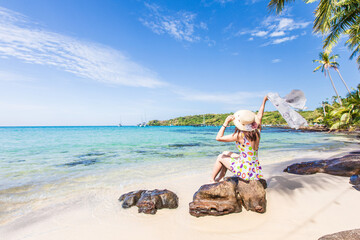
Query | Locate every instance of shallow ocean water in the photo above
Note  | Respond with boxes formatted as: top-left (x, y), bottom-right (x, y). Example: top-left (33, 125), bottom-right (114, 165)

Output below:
top-left (0, 126), bottom-right (358, 224)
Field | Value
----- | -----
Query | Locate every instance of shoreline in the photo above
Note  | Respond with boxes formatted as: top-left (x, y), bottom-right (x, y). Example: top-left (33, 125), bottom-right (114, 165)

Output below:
top-left (1, 144), bottom-right (360, 240)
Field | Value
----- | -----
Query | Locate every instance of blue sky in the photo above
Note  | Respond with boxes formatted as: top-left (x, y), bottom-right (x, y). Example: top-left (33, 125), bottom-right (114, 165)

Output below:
top-left (0, 0), bottom-right (359, 126)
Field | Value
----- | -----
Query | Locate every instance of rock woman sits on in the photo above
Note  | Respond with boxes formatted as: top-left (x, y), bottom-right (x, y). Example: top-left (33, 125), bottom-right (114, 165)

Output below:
top-left (212, 96), bottom-right (268, 183)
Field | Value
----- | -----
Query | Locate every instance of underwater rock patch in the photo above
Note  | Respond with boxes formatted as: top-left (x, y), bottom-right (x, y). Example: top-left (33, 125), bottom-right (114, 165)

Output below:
top-left (63, 159), bottom-right (98, 167)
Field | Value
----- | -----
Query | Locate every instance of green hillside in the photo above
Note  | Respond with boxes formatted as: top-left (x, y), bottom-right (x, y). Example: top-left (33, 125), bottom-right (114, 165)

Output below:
top-left (148, 110), bottom-right (323, 126)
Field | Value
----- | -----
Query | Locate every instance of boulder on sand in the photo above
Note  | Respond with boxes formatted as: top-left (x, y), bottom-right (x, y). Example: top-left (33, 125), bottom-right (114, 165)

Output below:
top-left (350, 175), bottom-right (360, 191)
top-left (119, 189), bottom-right (178, 214)
top-left (284, 152), bottom-right (360, 177)
top-left (189, 177), bottom-right (267, 217)
top-left (318, 228), bottom-right (360, 240)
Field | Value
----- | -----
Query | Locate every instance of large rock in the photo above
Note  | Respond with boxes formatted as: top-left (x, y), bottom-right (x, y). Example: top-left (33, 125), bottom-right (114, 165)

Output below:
top-left (318, 229), bottom-right (360, 240)
top-left (119, 189), bottom-right (178, 214)
top-left (189, 177), bottom-right (267, 217)
top-left (284, 152), bottom-right (360, 177)
top-left (350, 175), bottom-right (360, 191)
top-left (237, 178), bottom-right (267, 212)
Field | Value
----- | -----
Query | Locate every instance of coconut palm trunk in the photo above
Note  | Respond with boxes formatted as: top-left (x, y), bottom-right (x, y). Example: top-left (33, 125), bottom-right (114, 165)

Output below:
top-left (334, 68), bottom-right (351, 95)
top-left (327, 69), bottom-right (343, 105)
top-left (321, 102), bottom-right (326, 116)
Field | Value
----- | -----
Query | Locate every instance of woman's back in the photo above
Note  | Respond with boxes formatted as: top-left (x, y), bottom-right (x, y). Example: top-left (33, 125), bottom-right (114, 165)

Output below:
top-left (235, 130), bottom-right (260, 151)
top-left (231, 133), bottom-right (262, 180)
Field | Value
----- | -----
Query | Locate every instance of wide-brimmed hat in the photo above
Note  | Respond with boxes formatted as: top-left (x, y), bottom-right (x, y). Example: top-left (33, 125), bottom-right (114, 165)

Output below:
top-left (233, 110), bottom-right (259, 131)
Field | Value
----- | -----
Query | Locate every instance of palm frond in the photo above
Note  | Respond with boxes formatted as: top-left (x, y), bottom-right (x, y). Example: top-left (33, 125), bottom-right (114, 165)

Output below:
top-left (344, 18), bottom-right (360, 69)
top-left (268, 0), bottom-right (295, 13)
top-left (324, 1), bottom-right (360, 49)
top-left (329, 53), bottom-right (339, 60)
top-left (313, 65), bottom-right (322, 72)
top-left (313, 0), bottom-right (338, 34)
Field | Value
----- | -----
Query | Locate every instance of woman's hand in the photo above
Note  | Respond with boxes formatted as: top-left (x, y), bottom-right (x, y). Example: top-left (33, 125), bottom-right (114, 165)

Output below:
top-left (224, 115), bottom-right (235, 126)
top-left (216, 114), bottom-right (238, 142)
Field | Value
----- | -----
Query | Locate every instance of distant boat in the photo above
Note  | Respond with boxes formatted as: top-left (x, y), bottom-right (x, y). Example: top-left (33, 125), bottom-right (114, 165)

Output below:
top-left (201, 114), bottom-right (206, 127)
top-left (137, 122), bottom-right (147, 127)
top-left (118, 116), bottom-right (123, 127)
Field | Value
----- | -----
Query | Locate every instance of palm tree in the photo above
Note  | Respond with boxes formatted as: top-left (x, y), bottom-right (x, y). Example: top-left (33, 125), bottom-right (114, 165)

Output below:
top-left (268, 0), bottom-right (294, 14)
top-left (313, 51), bottom-right (343, 105)
top-left (321, 0), bottom-right (360, 66)
top-left (323, 53), bottom-right (352, 95)
top-left (268, 0), bottom-right (360, 69)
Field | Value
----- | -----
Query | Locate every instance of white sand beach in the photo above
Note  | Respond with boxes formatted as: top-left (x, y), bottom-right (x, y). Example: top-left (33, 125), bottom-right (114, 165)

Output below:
top-left (2, 147), bottom-right (360, 240)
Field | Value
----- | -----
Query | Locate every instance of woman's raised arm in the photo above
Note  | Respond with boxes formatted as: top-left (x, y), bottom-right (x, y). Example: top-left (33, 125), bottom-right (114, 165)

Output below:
top-left (257, 95), bottom-right (268, 125)
top-left (216, 115), bottom-right (238, 142)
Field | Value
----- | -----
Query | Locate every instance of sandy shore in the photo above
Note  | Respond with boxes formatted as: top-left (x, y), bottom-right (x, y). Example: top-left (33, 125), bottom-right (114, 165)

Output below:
top-left (2, 149), bottom-right (360, 240)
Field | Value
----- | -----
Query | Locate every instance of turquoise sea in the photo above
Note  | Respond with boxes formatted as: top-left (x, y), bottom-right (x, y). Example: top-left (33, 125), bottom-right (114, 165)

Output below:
top-left (0, 126), bottom-right (359, 224)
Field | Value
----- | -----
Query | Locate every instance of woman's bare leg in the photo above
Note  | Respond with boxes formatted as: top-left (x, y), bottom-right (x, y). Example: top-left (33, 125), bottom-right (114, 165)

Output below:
top-left (211, 151), bottom-right (238, 182)
top-left (214, 165), bottom-right (227, 182)
top-left (211, 156), bottom-right (223, 182)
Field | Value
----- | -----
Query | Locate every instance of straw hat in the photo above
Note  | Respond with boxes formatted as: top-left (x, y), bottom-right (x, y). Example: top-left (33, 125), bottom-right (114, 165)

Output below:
top-left (233, 110), bottom-right (259, 131)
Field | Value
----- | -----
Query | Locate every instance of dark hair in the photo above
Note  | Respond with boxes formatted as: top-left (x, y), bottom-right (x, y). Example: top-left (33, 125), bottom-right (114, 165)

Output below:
top-left (233, 127), bottom-right (260, 142)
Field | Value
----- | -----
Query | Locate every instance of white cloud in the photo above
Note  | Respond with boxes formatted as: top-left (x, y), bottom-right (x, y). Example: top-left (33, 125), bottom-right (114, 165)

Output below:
top-left (236, 14), bottom-right (311, 46)
top-left (248, 37), bottom-right (254, 41)
top-left (173, 88), bottom-right (266, 104)
top-left (0, 7), bottom-right (164, 88)
top-left (214, 0), bottom-right (234, 4)
top-left (0, 102), bottom-right (47, 111)
top-left (223, 22), bottom-right (233, 33)
top-left (272, 35), bottom-right (298, 44)
top-left (199, 22), bottom-right (208, 30)
top-left (246, 0), bottom-right (263, 4)
top-left (271, 59), bottom-right (281, 63)
top-left (204, 36), bottom-right (216, 46)
top-left (277, 18), bottom-right (310, 31)
top-left (252, 30), bottom-right (268, 37)
top-left (269, 31), bottom-right (285, 37)
top-left (140, 3), bottom-right (204, 42)
top-left (0, 70), bottom-right (35, 82)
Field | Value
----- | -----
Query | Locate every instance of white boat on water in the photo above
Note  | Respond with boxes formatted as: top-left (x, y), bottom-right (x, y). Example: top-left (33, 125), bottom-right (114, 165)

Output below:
top-left (137, 122), bottom-right (147, 127)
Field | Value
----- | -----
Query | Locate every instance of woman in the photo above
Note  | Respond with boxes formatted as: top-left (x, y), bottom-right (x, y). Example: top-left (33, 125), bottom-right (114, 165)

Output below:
top-left (211, 96), bottom-right (268, 182)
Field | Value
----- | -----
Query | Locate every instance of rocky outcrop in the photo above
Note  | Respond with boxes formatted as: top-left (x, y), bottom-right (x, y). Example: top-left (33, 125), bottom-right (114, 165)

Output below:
top-left (318, 229), bottom-right (360, 240)
top-left (350, 175), bottom-right (360, 191)
top-left (189, 177), bottom-right (267, 217)
top-left (119, 189), bottom-right (178, 214)
top-left (284, 152), bottom-right (360, 177)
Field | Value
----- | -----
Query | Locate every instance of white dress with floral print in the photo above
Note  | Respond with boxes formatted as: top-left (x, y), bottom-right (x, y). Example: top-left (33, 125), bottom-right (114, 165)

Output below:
top-left (229, 135), bottom-right (263, 180)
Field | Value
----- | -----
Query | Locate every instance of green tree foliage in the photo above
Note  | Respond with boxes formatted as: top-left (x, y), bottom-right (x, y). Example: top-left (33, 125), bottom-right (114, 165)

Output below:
top-left (321, 84), bottom-right (360, 130)
top-left (148, 111), bottom-right (322, 126)
top-left (268, 0), bottom-right (360, 69)
top-left (313, 51), bottom-right (343, 105)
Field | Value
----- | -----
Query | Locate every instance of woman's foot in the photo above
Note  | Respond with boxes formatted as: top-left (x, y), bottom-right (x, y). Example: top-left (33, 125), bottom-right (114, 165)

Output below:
top-left (214, 176), bottom-right (224, 182)
top-left (210, 178), bottom-right (220, 183)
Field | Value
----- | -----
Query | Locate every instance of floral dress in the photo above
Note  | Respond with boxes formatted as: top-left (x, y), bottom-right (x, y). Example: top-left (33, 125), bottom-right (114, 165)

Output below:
top-left (229, 135), bottom-right (263, 180)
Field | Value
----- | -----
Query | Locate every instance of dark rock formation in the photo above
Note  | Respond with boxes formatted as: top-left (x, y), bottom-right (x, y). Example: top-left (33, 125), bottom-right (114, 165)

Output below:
top-left (189, 177), bottom-right (267, 217)
top-left (119, 189), bottom-right (178, 214)
top-left (350, 174), bottom-right (360, 185)
top-left (237, 178), bottom-right (267, 213)
top-left (189, 177), bottom-right (241, 217)
top-left (350, 175), bottom-right (360, 191)
top-left (284, 152), bottom-right (360, 177)
top-left (318, 229), bottom-right (360, 240)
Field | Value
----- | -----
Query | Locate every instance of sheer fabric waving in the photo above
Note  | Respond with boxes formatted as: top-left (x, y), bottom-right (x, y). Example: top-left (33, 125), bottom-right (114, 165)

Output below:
top-left (267, 90), bottom-right (308, 129)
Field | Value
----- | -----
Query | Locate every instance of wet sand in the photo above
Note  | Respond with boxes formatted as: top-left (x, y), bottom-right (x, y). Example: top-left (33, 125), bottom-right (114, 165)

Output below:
top-left (1, 150), bottom-right (360, 240)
